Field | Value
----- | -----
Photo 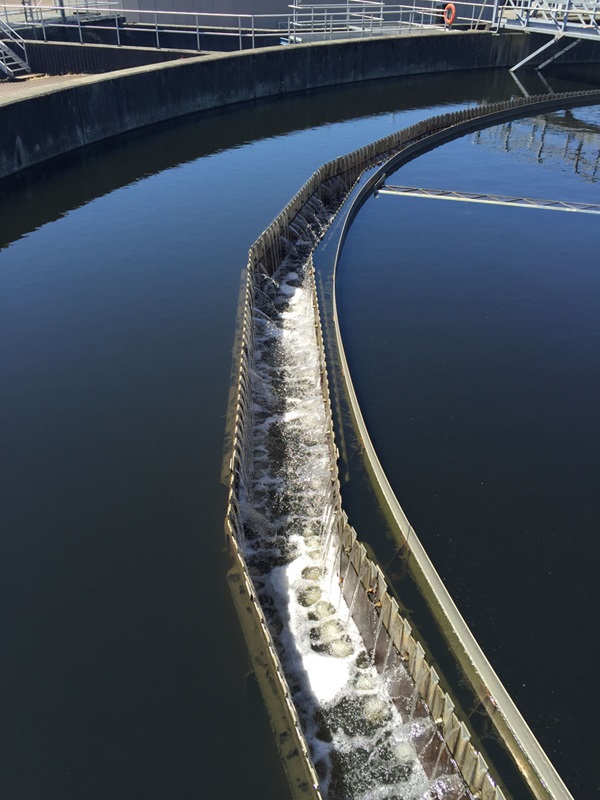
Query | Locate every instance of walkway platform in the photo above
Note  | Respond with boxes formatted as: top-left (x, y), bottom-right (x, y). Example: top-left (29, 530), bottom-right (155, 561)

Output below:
top-left (499, 0), bottom-right (600, 70)
top-left (377, 184), bottom-right (600, 214)
top-left (0, 73), bottom-right (86, 105)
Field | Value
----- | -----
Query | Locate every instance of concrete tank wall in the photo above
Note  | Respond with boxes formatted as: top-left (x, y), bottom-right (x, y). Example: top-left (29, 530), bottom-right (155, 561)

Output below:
top-left (0, 31), bottom-right (530, 180)
top-left (24, 40), bottom-right (196, 75)
top-left (225, 91), bottom-right (600, 800)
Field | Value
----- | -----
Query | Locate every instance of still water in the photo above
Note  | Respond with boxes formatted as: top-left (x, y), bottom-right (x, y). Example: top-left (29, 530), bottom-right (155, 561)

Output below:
top-left (0, 70), bottom-right (596, 798)
top-left (337, 104), bottom-right (600, 797)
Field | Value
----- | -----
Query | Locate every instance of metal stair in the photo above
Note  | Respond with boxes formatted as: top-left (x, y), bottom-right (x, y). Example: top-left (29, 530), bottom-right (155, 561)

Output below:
top-left (0, 19), bottom-right (31, 79)
top-left (498, 0), bottom-right (600, 71)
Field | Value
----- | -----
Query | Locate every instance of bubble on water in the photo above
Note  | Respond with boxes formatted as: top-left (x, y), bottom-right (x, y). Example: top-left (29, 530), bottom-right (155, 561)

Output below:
top-left (235, 223), bottom-right (468, 798)
top-left (308, 601), bottom-right (336, 621)
top-left (364, 696), bottom-right (390, 725)
top-left (327, 638), bottom-right (354, 659)
top-left (394, 740), bottom-right (417, 764)
top-left (302, 566), bottom-right (323, 581)
top-left (355, 674), bottom-right (377, 693)
top-left (298, 586), bottom-right (322, 607)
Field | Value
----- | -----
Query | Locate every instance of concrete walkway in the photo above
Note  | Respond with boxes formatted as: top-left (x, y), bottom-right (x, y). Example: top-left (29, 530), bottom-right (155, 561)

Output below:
top-left (0, 73), bottom-right (87, 106)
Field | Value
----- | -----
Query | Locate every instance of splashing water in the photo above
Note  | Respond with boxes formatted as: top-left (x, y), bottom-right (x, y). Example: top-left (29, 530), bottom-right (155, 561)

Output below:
top-left (238, 202), bottom-right (469, 799)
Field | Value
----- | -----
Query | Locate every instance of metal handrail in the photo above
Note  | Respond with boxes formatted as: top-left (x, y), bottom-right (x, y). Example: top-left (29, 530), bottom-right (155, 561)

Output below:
top-left (0, 0), bottom-right (497, 51)
top-left (499, 0), bottom-right (600, 36)
top-left (287, 0), bottom-right (496, 34)
top-left (0, 14), bottom-right (27, 65)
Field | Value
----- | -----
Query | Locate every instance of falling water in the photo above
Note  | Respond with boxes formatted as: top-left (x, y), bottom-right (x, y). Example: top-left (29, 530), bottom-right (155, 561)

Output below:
top-left (371, 610), bottom-right (385, 667)
top-left (346, 563), bottom-right (366, 624)
top-left (237, 192), bottom-right (469, 799)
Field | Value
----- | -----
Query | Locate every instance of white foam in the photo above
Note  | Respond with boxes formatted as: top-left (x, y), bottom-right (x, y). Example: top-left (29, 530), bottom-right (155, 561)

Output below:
top-left (302, 652), bottom-right (352, 704)
top-left (236, 218), bottom-right (467, 797)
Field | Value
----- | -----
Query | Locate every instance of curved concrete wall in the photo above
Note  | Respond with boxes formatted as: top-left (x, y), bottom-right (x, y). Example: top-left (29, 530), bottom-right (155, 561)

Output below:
top-left (225, 91), bottom-right (599, 800)
top-left (322, 94), bottom-right (600, 800)
top-left (24, 40), bottom-right (196, 76)
top-left (0, 31), bottom-right (532, 180)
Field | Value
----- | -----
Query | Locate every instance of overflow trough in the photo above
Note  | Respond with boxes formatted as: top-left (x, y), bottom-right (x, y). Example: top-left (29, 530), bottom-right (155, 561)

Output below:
top-left (224, 90), bottom-right (600, 800)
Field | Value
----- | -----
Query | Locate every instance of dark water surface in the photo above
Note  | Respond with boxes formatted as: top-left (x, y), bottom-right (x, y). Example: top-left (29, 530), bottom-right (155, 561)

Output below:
top-left (0, 69), bottom-right (595, 798)
top-left (337, 103), bottom-right (600, 797)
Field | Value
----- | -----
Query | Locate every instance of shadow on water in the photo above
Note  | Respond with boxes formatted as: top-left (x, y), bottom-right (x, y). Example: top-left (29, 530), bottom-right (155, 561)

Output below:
top-left (331, 80), bottom-right (600, 798)
top-left (315, 204), bottom-right (540, 800)
top-left (0, 64), bottom-right (597, 799)
top-left (1, 67), bottom-right (526, 252)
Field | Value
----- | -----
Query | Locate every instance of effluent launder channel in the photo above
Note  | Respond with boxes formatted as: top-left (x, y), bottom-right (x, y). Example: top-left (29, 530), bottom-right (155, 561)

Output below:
top-left (239, 195), bottom-right (468, 799)
top-left (2, 66), bottom-right (599, 800)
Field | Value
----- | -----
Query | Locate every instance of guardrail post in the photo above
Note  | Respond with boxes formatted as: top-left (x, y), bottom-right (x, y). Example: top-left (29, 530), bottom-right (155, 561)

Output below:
top-left (77, 13), bottom-right (82, 43)
top-left (196, 15), bottom-right (200, 50)
top-left (238, 16), bottom-right (242, 50)
top-left (491, 0), bottom-right (501, 31)
top-left (562, 0), bottom-right (572, 31)
top-left (251, 15), bottom-right (255, 48)
top-left (155, 13), bottom-right (160, 48)
top-left (115, 12), bottom-right (120, 46)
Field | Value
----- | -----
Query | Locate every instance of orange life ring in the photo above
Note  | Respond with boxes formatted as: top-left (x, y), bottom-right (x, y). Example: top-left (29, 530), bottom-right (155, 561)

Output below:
top-left (443, 3), bottom-right (456, 25)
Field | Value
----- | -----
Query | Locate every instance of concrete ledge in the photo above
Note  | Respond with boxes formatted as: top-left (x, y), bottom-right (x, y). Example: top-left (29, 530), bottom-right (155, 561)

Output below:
top-left (226, 539), bottom-right (322, 800)
top-left (0, 32), bottom-right (532, 180)
top-left (323, 93), bottom-right (600, 800)
top-left (24, 40), bottom-right (197, 76)
top-left (225, 91), bottom-right (598, 800)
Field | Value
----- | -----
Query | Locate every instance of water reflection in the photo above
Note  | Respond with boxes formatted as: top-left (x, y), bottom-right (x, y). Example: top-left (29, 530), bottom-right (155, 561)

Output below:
top-left (0, 69), bottom-right (527, 800)
top-left (473, 105), bottom-right (600, 182)
top-left (337, 103), bottom-right (600, 799)
top-left (1, 67), bottom-right (597, 799)
top-left (0, 68), bottom-right (521, 253)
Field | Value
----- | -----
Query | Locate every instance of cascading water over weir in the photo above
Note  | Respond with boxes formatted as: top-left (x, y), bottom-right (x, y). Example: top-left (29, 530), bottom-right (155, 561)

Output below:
top-left (224, 91), bottom-right (600, 800)
top-left (238, 199), bottom-right (467, 799)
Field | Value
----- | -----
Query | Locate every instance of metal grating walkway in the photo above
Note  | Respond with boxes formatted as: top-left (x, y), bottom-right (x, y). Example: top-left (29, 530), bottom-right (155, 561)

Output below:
top-left (377, 185), bottom-right (600, 214)
top-left (497, 0), bottom-right (600, 71)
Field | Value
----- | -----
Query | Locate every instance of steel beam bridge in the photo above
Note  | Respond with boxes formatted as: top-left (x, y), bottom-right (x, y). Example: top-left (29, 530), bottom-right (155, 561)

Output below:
top-left (497, 0), bottom-right (600, 71)
top-left (376, 184), bottom-right (600, 213)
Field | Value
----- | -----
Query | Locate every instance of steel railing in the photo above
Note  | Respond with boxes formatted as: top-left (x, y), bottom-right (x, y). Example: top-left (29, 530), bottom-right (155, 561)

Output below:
top-left (498, 0), bottom-right (600, 38)
top-left (0, 15), bottom-right (28, 70)
top-left (0, 0), bottom-right (497, 51)
top-left (287, 0), bottom-right (496, 39)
